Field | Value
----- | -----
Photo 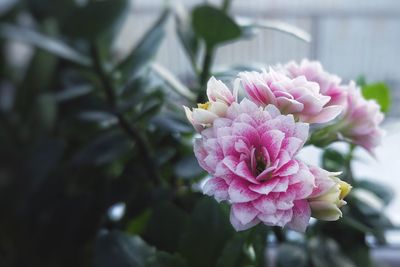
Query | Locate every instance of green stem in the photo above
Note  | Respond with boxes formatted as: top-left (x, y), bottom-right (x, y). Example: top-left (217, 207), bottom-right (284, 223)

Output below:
top-left (197, 46), bottom-right (214, 103)
top-left (344, 144), bottom-right (356, 184)
top-left (89, 44), bottom-right (160, 185)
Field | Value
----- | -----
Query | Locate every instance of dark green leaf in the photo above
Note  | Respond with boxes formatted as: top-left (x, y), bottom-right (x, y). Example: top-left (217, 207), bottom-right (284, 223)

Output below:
top-left (321, 148), bottom-right (346, 173)
top-left (192, 5), bottom-right (241, 48)
top-left (216, 234), bottom-right (248, 267)
top-left (179, 197), bottom-right (233, 267)
top-left (126, 209), bottom-right (152, 235)
top-left (27, 0), bottom-right (75, 21)
top-left (93, 230), bottom-right (155, 267)
top-left (357, 180), bottom-right (395, 206)
top-left (61, 0), bottom-right (129, 40)
top-left (144, 202), bottom-right (188, 253)
top-left (151, 113), bottom-right (193, 134)
top-left (145, 251), bottom-right (187, 267)
top-left (117, 10), bottom-right (169, 82)
top-left (0, 23), bottom-right (91, 66)
top-left (54, 84), bottom-right (93, 102)
top-left (361, 82), bottom-right (391, 113)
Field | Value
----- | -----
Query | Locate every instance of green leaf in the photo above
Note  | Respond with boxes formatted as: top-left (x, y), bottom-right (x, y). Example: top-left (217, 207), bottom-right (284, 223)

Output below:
top-left (276, 243), bottom-right (308, 267)
top-left (321, 148), bottom-right (346, 173)
top-left (145, 251), bottom-right (188, 267)
top-left (117, 9), bottom-right (169, 83)
top-left (126, 209), bottom-right (152, 235)
top-left (192, 5), bottom-right (241, 48)
top-left (216, 233), bottom-right (249, 267)
top-left (54, 84), bottom-right (93, 102)
top-left (0, 23), bottom-right (91, 66)
top-left (179, 197), bottom-right (233, 267)
top-left (27, 0), bottom-right (75, 21)
top-left (361, 82), bottom-right (391, 113)
top-left (357, 180), bottom-right (395, 206)
top-left (61, 0), bottom-right (129, 40)
top-left (151, 113), bottom-right (193, 134)
top-left (144, 202), bottom-right (188, 253)
top-left (93, 230), bottom-right (155, 267)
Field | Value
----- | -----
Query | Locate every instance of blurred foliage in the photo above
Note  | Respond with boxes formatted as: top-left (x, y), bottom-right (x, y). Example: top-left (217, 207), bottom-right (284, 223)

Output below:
top-left (0, 0), bottom-right (395, 267)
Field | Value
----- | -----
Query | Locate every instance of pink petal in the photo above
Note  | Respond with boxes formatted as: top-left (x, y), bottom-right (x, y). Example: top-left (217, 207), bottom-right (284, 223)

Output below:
top-left (230, 209), bottom-right (260, 231)
top-left (281, 137), bottom-right (304, 157)
top-left (275, 160), bottom-right (299, 177)
top-left (203, 177), bottom-right (229, 202)
top-left (232, 202), bottom-right (260, 225)
top-left (272, 177), bottom-right (289, 192)
top-left (260, 130), bottom-right (285, 161)
top-left (252, 195), bottom-right (277, 214)
top-left (307, 105), bottom-right (343, 124)
top-left (285, 200), bottom-right (311, 232)
top-left (249, 178), bottom-right (280, 194)
top-left (228, 179), bottom-right (260, 203)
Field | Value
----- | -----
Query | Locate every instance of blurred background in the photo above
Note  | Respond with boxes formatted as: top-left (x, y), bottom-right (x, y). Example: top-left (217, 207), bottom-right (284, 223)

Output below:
top-left (1, 0), bottom-right (399, 266)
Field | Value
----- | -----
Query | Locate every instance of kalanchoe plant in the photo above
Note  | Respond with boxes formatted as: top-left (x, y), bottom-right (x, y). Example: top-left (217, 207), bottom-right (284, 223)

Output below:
top-left (184, 65), bottom-right (355, 233)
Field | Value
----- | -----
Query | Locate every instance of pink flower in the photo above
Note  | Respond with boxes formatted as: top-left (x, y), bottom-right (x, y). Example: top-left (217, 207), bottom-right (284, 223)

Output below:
top-left (283, 59), bottom-right (347, 106)
top-left (195, 99), bottom-right (316, 232)
top-left (337, 82), bottom-right (385, 154)
top-left (184, 77), bottom-right (236, 132)
top-left (239, 68), bottom-right (342, 124)
top-left (307, 166), bottom-right (351, 221)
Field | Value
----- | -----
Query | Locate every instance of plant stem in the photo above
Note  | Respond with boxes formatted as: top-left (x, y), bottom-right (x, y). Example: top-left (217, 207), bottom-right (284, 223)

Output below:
top-left (89, 44), bottom-right (160, 185)
top-left (197, 46), bottom-right (214, 102)
top-left (221, 0), bottom-right (233, 12)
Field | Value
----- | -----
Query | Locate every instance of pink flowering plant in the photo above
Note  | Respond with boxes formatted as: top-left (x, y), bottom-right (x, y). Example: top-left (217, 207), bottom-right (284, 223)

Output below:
top-left (0, 1), bottom-right (394, 267)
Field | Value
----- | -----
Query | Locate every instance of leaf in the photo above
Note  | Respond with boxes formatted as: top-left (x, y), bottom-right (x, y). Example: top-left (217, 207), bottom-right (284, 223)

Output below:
top-left (174, 155), bottom-right (204, 179)
top-left (0, 23), bottom-right (91, 66)
top-left (145, 251), bottom-right (188, 267)
top-left (151, 113), bottom-right (193, 134)
top-left (179, 197), bottom-right (233, 267)
top-left (238, 18), bottom-right (311, 43)
top-left (93, 230), bottom-right (155, 267)
top-left (151, 63), bottom-right (196, 101)
top-left (192, 5), bottom-right (241, 48)
top-left (276, 243), bottom-right (308, 267)
top-left (61, 0), bottom-right (129, 40)
top-left (216, 234), bottom-right (248, 267)
top-left (361, 82), bottom-right (391, 113)
top-left (321, 148), bottom-right (346, 173)
top-left (357, 180), bottom-right (395, 206)
top-left (54, 84), bottom-right (93, 102)
top-left (70, 130), bottom-right (131, 166)
top-left (27, 0), bottom-right (75, 21)
top-left (117, 9), bottom-right (169, 82)
top-left (144, 202), bottom-right (188, 253)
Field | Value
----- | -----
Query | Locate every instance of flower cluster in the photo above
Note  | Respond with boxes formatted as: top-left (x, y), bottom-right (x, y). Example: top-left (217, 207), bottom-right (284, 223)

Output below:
top-left (184, 60), bottom-right (384, 232)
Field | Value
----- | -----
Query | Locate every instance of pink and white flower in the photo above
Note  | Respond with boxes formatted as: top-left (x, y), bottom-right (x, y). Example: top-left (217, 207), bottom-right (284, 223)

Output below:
top-left (184, 77), bottom-right (236, 132)
top-left (239, 68), bottom-right (342, 124)
top-left (337, 81), bottom-right (384, 154)
top-left (283, 59), bottom-right (347, 106)
top-left (196, 99), bottom-right (316, 232)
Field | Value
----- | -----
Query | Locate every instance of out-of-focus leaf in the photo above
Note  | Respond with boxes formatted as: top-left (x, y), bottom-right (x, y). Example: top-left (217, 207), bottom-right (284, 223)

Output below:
top-left (357, 180), bottom-right (395, 206)
top-left (361, 82), bottom-right (391, 113)
top-left (70, 130), bottom-right (131, 166)
top-left (192, 5), bottom-right (241, 48)
top-left (151, 113), bottom-right (192, 134)
top-left (0, 23), bottom-right (91, 66)
top-left (145, 251), bottom-right (187, 267)
top-left (144, 202), bottom-right (188, 253)
top-left (216, 233), bottom-right (248, 267)
top-left (133, 90), bottom-right (164, 122)
top-left (179, 197), bottom-right (233, 267)
top-left (174, 155), bottom-right (204, 179)
top-left (27, 0), bottom-right (74, 21)
top-left (309, 237), bottom-right (356, 267)
top-left (78, 111), bottom-right (118, 128)
top-left (61, 0), bottom-right (129, 40)
top-left (54, 84), bottom-right (93, 102)
top-left (126, 209), bottom-right (152, 235)
top-left (277, 243), bottom-right (308, 267)
top-left (238, 18), bottom-right (311, 43)
top-left (117, 9), bottom-right (169, 82)
top-left (35, 94), bottom-right (57, 131)
top-left (321, 148), bottom-right (346, 173)
top-left (0, 0), bottom-right (18, 17)
top-left (151, 63), bottom-right (196, 101)
top-left (93, 230), bottom-right (155, 267)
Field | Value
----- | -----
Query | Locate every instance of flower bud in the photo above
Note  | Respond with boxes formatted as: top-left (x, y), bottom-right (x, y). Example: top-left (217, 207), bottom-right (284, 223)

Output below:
top-left (307, 166), bottom-right (352, 221)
